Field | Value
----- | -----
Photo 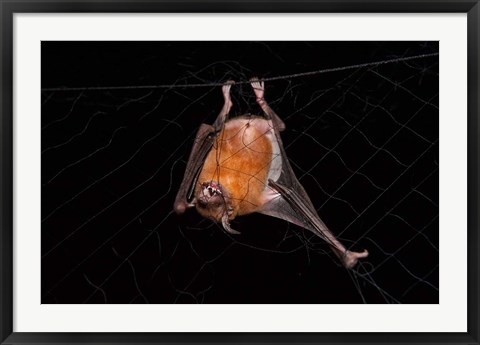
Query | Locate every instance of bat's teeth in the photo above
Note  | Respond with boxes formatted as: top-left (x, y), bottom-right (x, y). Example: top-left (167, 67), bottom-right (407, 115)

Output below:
top-left (202, 182), bottom-right (223, 198)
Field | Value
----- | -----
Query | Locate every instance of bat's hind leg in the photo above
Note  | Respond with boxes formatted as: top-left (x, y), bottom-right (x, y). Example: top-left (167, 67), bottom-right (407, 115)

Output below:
top-left (213, 80), bottom-right (235, 130)
top-left (250, 78), bottom-right (285, 132)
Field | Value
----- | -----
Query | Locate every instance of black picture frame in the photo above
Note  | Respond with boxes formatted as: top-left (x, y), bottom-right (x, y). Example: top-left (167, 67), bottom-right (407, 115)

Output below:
top-left (1, 1), bottom-right (478, 344)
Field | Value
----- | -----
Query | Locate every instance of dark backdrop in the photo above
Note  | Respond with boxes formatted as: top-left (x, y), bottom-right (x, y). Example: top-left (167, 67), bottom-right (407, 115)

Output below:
top-left (41, 41), bottom-right (439, 304)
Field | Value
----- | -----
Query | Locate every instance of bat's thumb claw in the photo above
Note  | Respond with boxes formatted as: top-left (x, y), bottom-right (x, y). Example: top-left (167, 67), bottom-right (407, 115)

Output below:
top-left (222, 214), bottom-right (240, 235)
top-left (174, 202), bottom-right (186, 215)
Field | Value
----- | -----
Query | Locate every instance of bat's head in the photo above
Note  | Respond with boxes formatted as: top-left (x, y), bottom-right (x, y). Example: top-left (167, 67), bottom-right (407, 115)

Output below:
top-left (195, 181), bottom-right (233, 223)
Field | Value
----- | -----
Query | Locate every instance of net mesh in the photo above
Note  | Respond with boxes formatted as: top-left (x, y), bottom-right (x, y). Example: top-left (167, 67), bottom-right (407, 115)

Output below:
top-left (42, 41), bottom-right (439, 304)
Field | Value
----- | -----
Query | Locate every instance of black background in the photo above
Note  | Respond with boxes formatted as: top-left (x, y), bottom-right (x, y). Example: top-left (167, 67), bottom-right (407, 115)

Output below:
top-left (41, 41), bottom-right (439, 304)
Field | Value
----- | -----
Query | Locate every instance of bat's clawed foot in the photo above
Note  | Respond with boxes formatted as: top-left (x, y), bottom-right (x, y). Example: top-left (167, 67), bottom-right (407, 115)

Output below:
top-left (250, 77), bottom-right (265, 105)
top-left (222, 80), bottom-right (235, 92)
top-left (222, 213), bottom-right (240, 235)
top-left (341, 249), bottom-right (369, 269)
top-left (222, 80), bottom-right (235, 110)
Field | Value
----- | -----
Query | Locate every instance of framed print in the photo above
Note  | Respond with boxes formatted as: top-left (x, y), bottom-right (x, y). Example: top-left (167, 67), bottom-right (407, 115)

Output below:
top-left (1, 1), bottom-right (479, 345)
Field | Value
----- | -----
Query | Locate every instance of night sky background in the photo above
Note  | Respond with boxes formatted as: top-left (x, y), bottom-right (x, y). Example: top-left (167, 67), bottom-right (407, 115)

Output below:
top-left (41, 41), bottom-right (439, 304)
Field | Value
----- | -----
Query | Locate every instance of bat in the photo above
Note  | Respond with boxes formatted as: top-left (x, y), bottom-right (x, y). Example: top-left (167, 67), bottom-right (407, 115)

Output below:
top-left (174, 79), bottom-right (368, 269)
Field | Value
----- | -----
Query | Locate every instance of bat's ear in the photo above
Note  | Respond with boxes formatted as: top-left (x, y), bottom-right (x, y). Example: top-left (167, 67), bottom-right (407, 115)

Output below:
top-left (221, 213), bottom-right (240, 235)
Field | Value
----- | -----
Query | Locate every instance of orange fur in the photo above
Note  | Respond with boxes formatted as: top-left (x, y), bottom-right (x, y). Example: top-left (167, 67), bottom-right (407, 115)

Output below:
top-left (196, 118), bottom-right (273, 221)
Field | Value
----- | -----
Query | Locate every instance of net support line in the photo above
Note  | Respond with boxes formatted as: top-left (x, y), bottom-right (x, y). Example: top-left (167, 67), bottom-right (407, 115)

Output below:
top-left (42, 52), bottom-right (439, 92)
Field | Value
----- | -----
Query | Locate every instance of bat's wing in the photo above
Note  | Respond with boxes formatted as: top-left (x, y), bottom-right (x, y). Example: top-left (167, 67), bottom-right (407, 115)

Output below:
top-left (173, 123), bottom-right (217, 214)
top-left (250, 78), bottom-right (367, 268)
top-left (258, 137), bottom-right (329, 240)
top-left (258, 128), bottom-right (368, 269)
top-left (174, 81), bottom-right (234, 214)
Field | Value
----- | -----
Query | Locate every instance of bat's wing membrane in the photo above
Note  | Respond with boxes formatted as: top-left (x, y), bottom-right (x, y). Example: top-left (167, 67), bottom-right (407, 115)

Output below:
top-left (258, 140), bottom-right (329, 242)
top-left (258, 127), bottom-right (368, 269)
top-left (173, 123), bottom-right (217, 214)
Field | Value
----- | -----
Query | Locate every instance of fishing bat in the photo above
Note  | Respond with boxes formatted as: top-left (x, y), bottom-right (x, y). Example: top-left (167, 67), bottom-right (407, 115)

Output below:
top-left (174, 79), bottom-right (368, 269)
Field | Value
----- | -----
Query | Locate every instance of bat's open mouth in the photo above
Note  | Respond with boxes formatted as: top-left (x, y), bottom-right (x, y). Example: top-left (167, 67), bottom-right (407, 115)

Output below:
top-left (197, 181), bottom-right (227, 210)
top-left (201, 181), bottom-right (223, 197)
